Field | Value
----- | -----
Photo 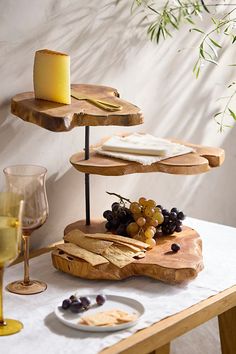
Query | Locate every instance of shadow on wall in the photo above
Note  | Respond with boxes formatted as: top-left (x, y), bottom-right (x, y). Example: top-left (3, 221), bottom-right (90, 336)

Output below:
top-left (0, 0), bottom-right (235, 249)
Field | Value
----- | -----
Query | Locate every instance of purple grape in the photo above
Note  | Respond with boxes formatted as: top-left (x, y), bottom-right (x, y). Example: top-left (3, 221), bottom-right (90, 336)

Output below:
top-left (80, 296), bottom-right (91, 308)
top-left (103, 210), bottom-right (111, 219)
top-left (175, 225), bottom-right (182, 233)
top-left (70, 300), bottom-right (84, 313)
top-left (164, 215), bottom-right (169, 223)
top-left (177, 211), bottom-right (185, 220)
top-left (96, 294), bottom-right (106, 306)
top-left (62, 299), bottom-right (71, 309)
top-left (176, 219), bottom-right (182, 227)
top-left (162, 209), bottom-right (169, 216)
top-left (171, 207), bottom-right (179, 214)
top-left (171, 243), bottom-right (181, 252)
top-left (69, 295), bottom-right (78, 303)
top-left (106, 213), bottom-right (113, 221)
top-left (156, 205), bottom-right (163, 210)
top-left (170, 212), bottom-right (177, 221)
top-left (105, 221), bottom-right (112, 231)
top-left (112, 202), bottom-right (120, 212)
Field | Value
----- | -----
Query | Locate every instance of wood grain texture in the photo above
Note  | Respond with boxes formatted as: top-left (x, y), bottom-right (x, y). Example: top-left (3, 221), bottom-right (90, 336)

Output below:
top-left (11, 84), bottom-right (143, 131)
top-left (218, 306), bottom-right (236, 354)
top-left (100, 286), bottom-right (236, 354)
top-left (149, 343), bottom-right (170, 354)
top-left (52, 223), bottom-right (203, 284)
top-left (70, 138), bottom-right (225, 176)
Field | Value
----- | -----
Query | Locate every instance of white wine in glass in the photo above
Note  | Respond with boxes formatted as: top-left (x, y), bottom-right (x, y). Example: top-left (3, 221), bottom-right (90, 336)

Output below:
top-left (4, 165), bottom-right (49, 295)
top-left (0, 192), bottom-right (24, 335)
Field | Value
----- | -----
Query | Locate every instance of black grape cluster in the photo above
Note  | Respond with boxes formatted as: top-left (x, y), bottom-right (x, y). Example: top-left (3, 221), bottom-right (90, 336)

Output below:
top-left (157, 206), bottom-right (185, 235)
top-left (103, 202), bottom-right (134, 236)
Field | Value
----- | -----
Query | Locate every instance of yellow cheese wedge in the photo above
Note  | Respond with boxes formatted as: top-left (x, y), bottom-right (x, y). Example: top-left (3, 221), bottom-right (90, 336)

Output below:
top-left (33, 49), bottom-right (71, 104)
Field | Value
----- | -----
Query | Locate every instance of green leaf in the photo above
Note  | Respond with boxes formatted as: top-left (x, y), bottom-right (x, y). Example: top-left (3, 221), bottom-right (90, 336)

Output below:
top-left (193, 61), bottom-right (198, 73)
top-left (232, 36), bottom-right (236, 44)
top-left (156, 27), bottom-right (161, 44)
top-left (228, 108), bottom-right (236, 120)
top-left (211, 17), bottom-right (218, 25)
top-left (200, 0), bottom-right (210, 13)
top-left (150, 28), bottom-right (156, 41)
top-left (199, 42), bottom-right (205, 59)
top-left (196, 66), bottom-right (200, 78)
top-left (205, 58), bottom-right (218, 65)
top-left (186, 17), bottom-right (195, 25)
top-left (147, 23), bottom-right (156, 34)
top-left (209, 38), bottom-right (222, 48)
top-left (189, 28), bottom-right (204, 34)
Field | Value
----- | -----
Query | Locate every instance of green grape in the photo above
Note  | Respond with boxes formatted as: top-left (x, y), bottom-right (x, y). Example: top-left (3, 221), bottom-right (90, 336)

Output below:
top-left (156, 212), bottom-right (164, 224)
top-left (136, 217), bottom-right (146, 227)
top-left (145, 227), bottom-right (155, 239)
top-left (153, 211), bottom-right (164, 224)
top-left (150, 218), bottom-right (159, 227)
top-left (138, 197), bottom-right (147, 206)
top-left (146, 237), bottom-right (156, 248)
top-left (144, 207), bottom-right (155, 218)
top-left (149, 226), bottom-right (157, 233)
top-left (126, 222), bottom-right (139, 235)
top-left (130, 202), bottom-right (142, 214)
top-left (146, 199), bottom-right (156, 208)
top-left (133, 213), bottom-right (142, 221)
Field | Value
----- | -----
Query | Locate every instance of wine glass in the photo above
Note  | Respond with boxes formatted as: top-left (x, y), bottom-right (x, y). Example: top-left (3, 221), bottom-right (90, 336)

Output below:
top-left (3, 165), bottom-right (49, 295)
top-left (0, 192), bottom-right (24, 335)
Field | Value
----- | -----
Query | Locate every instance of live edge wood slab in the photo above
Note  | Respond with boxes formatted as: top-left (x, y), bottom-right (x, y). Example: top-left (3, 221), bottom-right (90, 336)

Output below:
top-left (51, 222), bottom-right (203, 284)
top-left (11, 84), bottom-right (143, 131)
top-left (70, 138), bottom-right (225, 176)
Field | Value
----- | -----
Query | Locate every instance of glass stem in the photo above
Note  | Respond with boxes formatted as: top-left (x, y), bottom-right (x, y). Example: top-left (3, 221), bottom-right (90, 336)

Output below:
top-left (0, 267), bottom-right (6, 326)
top-left (22, 235), bottom-right (30, 286)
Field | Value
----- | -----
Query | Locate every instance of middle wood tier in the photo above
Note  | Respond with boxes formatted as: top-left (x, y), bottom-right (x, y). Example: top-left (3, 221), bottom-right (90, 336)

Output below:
top-left (70, 140), bottom-right (225, 176)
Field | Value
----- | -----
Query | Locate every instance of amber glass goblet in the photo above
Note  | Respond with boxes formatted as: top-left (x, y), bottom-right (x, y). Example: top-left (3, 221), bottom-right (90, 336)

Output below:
top-left (4, 165), bottom-right (49, 295)
top-left (0, 192), bottom-right (24, 335)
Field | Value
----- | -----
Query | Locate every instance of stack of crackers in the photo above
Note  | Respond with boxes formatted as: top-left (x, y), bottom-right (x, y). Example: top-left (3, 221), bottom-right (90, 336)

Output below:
top-left (56, 229), bottom-right (149, 268)
top-left (80, 309), bottom-right (137, 326)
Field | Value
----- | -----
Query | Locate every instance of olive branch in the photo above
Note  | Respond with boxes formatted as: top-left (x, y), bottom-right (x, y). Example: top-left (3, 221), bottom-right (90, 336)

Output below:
top-left (131, 0), bottom-right (236, 131)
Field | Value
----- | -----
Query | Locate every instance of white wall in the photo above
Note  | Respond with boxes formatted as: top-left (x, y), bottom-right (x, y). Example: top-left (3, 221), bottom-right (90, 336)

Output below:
top-left (0, 0), bottom-right (235, 249)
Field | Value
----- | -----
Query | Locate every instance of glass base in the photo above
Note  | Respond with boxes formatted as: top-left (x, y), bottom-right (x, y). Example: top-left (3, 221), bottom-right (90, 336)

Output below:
top-left (7, 280), bottom-right (47, 295)
top-left (0, 319), bottom-right (23, 336)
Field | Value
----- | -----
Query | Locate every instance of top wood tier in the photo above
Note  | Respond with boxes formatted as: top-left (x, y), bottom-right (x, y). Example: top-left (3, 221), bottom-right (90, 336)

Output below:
top-left (11, 84), bottom-right (143, 132)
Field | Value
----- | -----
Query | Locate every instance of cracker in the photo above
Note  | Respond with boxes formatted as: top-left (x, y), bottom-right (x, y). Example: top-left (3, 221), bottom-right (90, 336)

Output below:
top-left (113, 241), bottom-right (143, 252)
top-left (64, 230), bottom-right (113, 255)
top-left (102, 244), bottom-right (136, 268)
top-left (85, 233), bottom-right (149, 249)
top-left (80, 309), bottom-right (137, 326)
top-left (56, 243), bottom-right (109, 266)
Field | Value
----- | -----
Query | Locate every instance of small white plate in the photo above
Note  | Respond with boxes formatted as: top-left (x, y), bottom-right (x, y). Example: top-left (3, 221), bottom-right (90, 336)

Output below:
top-left (55, 294), bottom-right (145, 332)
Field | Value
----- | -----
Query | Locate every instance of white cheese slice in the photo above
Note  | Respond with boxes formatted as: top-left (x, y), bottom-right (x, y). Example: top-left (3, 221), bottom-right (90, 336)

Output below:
top-left (102, 134), bottom-right (169, 156)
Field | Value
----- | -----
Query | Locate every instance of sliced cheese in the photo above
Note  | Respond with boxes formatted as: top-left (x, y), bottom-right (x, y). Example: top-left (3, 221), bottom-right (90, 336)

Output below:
top-left (101, 134), bottom-right (168, 156)
top-left (33, 49), bottom-right (71, 104)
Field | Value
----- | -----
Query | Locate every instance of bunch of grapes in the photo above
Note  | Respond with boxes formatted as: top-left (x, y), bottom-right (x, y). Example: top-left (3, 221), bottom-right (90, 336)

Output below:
top-left (157, 206), bottom-right (185, 235)
top-left (103, 193), bottom-right (186, 247)
top-left (103, 202), bottom-right (134, 236)
top-left (126, 197), bottom-right (164, 248)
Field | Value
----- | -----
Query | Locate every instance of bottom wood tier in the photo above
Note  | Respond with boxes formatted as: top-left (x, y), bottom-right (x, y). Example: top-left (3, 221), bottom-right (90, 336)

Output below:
top-left (51, 221), bottom-right (204, 284)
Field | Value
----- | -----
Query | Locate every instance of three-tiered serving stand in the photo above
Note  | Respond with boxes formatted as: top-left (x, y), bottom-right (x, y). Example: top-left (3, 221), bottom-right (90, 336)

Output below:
top-left (11, 83), bottom-right (224, 283)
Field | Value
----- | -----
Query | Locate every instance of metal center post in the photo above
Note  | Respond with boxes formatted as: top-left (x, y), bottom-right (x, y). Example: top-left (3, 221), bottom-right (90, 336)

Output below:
top-left (85, 126), bottom-right (90, 225)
